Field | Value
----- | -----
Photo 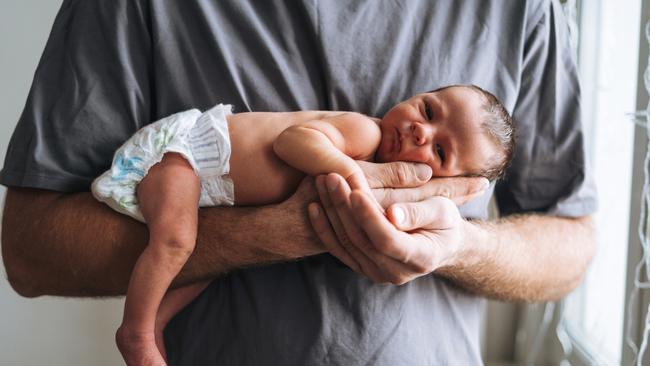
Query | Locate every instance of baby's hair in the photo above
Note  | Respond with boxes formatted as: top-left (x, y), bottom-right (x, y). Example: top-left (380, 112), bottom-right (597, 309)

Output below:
top-left (429, 84), bottom-right (515, 181)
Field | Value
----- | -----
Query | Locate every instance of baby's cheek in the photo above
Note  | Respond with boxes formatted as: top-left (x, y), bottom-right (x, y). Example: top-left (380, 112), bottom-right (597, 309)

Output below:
top-left (408, 149), bottom-right (433, 165)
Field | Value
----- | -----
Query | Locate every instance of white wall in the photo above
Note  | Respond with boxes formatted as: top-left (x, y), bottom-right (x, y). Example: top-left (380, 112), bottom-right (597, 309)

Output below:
top-left (0, 2), bottom-right (123, 365)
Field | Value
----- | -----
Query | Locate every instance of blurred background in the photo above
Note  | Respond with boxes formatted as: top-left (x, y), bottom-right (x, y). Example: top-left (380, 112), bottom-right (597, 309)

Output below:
top-left (1, 1), bottom-right (650, 365)
top-left (0, 1), bottom-right (123, 365)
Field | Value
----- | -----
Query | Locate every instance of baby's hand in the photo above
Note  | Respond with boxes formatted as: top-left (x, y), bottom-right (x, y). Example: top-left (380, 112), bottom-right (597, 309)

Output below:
top-left (345, 171), bottom-right (386, 215)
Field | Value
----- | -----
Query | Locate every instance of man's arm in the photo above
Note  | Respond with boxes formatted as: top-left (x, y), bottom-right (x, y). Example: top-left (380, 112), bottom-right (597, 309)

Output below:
top-left (440, 214), bottom-right (594, 302)
top-left (2, 184), bottom-right (322, 298)
top-left (309, 173), bottom-right (595, 302)
top-left (3, 161), bottom-right (475, 298)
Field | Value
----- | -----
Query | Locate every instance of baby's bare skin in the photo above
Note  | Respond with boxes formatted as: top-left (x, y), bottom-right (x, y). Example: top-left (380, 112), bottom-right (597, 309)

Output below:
top-left (227, 111), bottom-right (380, 205)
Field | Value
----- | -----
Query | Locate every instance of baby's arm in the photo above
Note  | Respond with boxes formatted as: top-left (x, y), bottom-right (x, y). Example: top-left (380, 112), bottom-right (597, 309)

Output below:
top-left (273, 113), bottom-right (381, 194)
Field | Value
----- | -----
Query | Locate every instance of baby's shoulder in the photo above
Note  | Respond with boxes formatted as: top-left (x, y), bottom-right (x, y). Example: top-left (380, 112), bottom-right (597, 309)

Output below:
top-left (326, 111), bottom-right (378, 125)
top-left (325, 111), bottom-right (381, 149)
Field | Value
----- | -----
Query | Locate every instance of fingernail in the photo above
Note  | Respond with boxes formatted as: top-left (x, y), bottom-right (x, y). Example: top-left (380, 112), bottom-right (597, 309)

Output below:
top-left (308, 203), bottom-right (320, 219)
top-left (480, 179), bottom-right (490, 190)
top-left (391, 206), bottom-right (405, 225)
top-left (416, 165), bottom-right (432, 181)
top-left (326, 177), bottom-right (338, 192)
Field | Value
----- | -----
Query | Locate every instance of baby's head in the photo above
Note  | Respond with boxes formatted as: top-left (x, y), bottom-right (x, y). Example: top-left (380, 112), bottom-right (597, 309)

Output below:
top-left (375, 85), bottom-right (514, 181)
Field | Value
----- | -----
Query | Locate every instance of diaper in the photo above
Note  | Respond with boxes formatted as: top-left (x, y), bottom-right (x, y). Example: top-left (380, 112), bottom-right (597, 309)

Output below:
top-left (91, 104), bottom-right (235, 222)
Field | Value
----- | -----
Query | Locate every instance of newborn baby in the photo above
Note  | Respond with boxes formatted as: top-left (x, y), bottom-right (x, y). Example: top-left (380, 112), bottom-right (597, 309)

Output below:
top-left (92, 84), bottom-right (514, 366)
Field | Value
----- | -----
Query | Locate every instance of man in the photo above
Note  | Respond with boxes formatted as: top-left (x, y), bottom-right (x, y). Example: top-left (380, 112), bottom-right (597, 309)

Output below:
top-left (1, 1), bottom-right (596, 364)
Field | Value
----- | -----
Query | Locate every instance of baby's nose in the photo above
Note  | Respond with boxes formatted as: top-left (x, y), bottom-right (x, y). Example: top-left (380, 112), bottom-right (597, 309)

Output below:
top-left (412, 123), bottom-right (427, 145)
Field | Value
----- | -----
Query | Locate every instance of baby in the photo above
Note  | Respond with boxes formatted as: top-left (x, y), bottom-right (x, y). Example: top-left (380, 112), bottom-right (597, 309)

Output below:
top-left (92, 84), bottom-right (513, 365)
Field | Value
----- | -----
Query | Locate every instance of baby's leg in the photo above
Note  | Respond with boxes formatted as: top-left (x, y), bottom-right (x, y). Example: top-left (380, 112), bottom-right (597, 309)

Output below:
top-left (116, 152), bottom-right (200, 366)
top-left (154, 281), bottom-right (210, 360)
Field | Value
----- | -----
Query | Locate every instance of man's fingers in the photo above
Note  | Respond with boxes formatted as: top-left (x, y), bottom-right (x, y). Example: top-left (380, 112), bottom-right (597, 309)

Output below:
top-left (375, 176), bottom-right (489, 207)
top-left (357, 161), bottom-right (432, 189)
top-left (350, 191), bottom-right (448, 276)
top-left (386, 197), bottom-right (460, 232)
top-left (308, 202), bottom-right (361, 273)
top-left (313, 176), bottom-right (446, 284)
top-left (316, 175), bottom-right (382, 279)
top-left (323, 174), bottom-right (387, 276)
top-left (349, 190), bottom-right (414, 263)
top-left (438, 177), bottom-right (490, 205)
top-left (315, 176), bottom-right (362, 271)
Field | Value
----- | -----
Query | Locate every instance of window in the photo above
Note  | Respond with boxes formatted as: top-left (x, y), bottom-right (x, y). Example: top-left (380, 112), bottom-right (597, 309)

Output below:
top-left (514, 1), bottom-right (649, 365)
top-left (563, 0), bottom-right (641, 364)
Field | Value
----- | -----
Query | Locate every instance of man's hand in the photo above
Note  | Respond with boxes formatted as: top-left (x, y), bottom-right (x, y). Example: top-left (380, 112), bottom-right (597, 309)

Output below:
top-left (355, 161), bottom-right (488, 208)
top-left (308, 160), bottom-right (488, 284)
top-left (309, 163), bottom-right (596, 302)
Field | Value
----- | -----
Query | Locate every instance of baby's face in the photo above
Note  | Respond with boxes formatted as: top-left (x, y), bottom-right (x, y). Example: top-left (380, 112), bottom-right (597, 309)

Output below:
top-left (376, 86), bottom-right (498, 177)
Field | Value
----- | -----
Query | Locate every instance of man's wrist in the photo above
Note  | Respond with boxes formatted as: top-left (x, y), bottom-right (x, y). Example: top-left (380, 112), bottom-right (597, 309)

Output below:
top-left (438, 219), bottom-right (491, 274)
top-left (269, 202), bottom-right (324, 258)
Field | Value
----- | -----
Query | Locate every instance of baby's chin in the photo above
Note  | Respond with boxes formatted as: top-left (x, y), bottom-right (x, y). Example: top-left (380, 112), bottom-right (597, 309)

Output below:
top-left (375, 140), bottom-right (400, 163)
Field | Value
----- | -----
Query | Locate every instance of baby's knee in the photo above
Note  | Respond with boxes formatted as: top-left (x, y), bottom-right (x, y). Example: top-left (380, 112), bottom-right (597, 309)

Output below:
top-left (149, 226), bottom-right (197, 263)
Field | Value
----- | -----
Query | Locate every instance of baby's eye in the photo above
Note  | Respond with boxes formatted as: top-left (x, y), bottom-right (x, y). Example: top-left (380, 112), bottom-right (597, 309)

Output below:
top-left (436, 144), bottom-right (446, 163)
top-left (424, 103), bottom-right (433, 120)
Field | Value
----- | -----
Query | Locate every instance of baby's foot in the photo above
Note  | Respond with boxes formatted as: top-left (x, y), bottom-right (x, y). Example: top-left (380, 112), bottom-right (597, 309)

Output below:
top-left (116, 325), bottom-right (167, 366)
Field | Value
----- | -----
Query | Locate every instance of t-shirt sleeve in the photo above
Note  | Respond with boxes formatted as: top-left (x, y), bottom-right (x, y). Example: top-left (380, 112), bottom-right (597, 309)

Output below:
top-left (495, 0), bottom-right (597, 217)
top-left (0, 0), bottom-right (153, 192)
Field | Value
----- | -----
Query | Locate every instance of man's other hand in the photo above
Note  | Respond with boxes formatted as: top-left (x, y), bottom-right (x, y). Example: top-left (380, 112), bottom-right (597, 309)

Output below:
top-left (309, 161), bottom-right (488, 284)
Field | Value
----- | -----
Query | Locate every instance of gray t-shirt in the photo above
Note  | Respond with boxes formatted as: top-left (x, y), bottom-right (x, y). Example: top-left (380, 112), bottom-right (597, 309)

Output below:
top-left (1, 0), bottom-right (597, 364)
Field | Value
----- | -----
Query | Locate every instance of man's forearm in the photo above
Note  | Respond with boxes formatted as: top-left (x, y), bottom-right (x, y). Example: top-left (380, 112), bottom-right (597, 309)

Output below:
top-left (2, 186), bottom-right (322, 297)
top-left (437, 214), bottom-right (595, 302)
